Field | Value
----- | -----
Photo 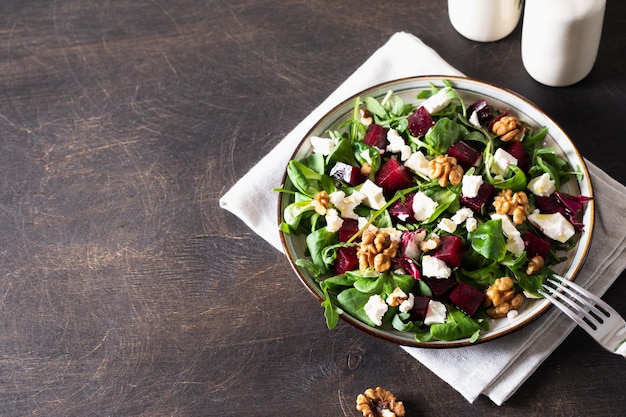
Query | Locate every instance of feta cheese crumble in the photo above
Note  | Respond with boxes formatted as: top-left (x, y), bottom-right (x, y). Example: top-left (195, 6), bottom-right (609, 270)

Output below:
top-left (492, 148), bottom-right (518, 176)
top-left (438, 218), bottom-right (457, 234)
top-left (359, 180), bottom-right (386, 210)
top-left (412, 191), bottom-right (438, 222)
top-left (527, 173), bottom-right (556, 197)
top-left (329, 190), bottom-right (363, 219)
top-left (421, 255), bottom-right (451, 278)
top-left (386, 129), bottom-right (412, 161)
top-left (527, 210), bottom-right (575, 243)
top-left (461, 174), bottom-right (483, 198)
top-left (309, 136), bottom-right (336, 155)
top-left (404, 150), bottom-right (431, 177)
top-left (419, 87), bottom-right (452, 114)
top-left (364, 294), bottom-right (388, 326)
top-left (325, 208), bottom-right (343, 233)
top-left (424, 300), bottom-right (447, 325)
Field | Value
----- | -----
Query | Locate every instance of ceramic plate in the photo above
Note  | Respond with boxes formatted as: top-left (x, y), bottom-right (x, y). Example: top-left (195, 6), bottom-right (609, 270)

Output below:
top-left (278, 76), bottom-right (594, 347)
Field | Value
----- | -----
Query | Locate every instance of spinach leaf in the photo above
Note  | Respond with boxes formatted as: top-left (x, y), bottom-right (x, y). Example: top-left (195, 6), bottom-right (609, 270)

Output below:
top-left (287, 160), bottom-right (324, 197)
top-left (470, 219), bottom-right (507, 262)
top-left (424, 117), bottom-right (464, 155)
top-left (336, 288), bottom-right (377, 326)
top-left (305, 227), bottom-right (338, 273)
top-left (461, 263), bottom-right (502, 288)
top-left (354, 275), bottom-right (386, 294)
top-left (430, 307), bottom-right (481, 341)
top-left (282, 200), bottom-right (315, 231)
top-left (328, 137), bottom-right (359, 167)
top-left (492, 165), bottom-right (527, 192)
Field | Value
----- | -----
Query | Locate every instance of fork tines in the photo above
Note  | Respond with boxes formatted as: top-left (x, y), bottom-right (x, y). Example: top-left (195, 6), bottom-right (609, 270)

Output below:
top-left (539, 275), bottom-right (611, 333)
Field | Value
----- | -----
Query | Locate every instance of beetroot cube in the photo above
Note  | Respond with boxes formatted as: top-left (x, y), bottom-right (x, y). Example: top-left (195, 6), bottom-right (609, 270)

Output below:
top-left (330, 162), bottom-right (364, 186)
top-left (447, 140), bottom-right (482, 169)
top-left (407, 106), bottom-right (435, 137)
top-left (409, 295), bottom-right (431, 322)
top-left (333, 246), bottom-right (359, 275)
top-left (449, 281), bottom-right (485, 317)
top-left (430, 235), bottom-right (466, 268)
top-left (504, 141), bottom-right (530, 172)
top-left (523, 231), bottom-right (551, 259)
top-left (461, 182), bottom-right (495, 213)
top-left (422, 276), bottom-right (457, 299)
top-left (467, 99), bottom-right (493, 125)
top-left (535, 195), bottom-right (561, 214)
top-left (375, 157), bottom-right (414, 195)
top-left (363, 123), bottom-right (388, 150)
top-left (388, 192), bottom-right (415, 222)
top-left (338, 218), bottom-right (359, 242)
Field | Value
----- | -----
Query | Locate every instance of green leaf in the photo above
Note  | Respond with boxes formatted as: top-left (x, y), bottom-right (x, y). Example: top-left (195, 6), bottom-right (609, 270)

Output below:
top-left (305, 227), bottom-right (338, 273)
top-left (470, 219), bottom-right (507, 262)
top-left (424, 117), bottom-right (463, 155)
top-left (336, 288), bottom-right (377, 326)
top-left (430, 307), bottom-right (481, 341)
top-left (321, 284), bottom-right (343, 329)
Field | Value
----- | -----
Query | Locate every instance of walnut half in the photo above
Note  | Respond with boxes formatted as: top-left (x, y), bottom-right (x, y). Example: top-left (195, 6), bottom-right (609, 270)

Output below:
top-left (491, 115), bottom-right (527, 142)
top-left (484, 277), bottom-right (525, 318)
top-left (356, 387), bottom-right (405, 417)
top-left (428, 155), bottom-right (463, 187)
top-left (357, 227), bottom-right (399, 272)
top-left (493, 189), bottom-right (530, 225)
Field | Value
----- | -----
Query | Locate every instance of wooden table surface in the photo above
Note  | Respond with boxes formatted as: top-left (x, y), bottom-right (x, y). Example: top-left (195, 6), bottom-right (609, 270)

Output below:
top-left (0, 1), bottom-right (624, 416)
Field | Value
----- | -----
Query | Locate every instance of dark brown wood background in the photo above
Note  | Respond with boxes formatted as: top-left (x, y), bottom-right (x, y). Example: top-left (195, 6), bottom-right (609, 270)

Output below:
top-left (0, 1), bottom-right (624, 416)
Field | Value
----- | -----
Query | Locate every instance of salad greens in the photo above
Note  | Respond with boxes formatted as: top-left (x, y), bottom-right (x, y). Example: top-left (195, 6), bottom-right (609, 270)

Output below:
top-left (276, 80), bottom-right (590, 343)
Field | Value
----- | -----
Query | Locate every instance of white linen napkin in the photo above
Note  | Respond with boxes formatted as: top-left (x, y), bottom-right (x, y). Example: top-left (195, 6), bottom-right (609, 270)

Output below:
top-left (219, 32), bottom-right (626, 405)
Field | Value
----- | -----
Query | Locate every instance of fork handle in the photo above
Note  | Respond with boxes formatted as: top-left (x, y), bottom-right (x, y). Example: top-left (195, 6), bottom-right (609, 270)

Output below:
top-left (616, 342), bottom-right (626, 358)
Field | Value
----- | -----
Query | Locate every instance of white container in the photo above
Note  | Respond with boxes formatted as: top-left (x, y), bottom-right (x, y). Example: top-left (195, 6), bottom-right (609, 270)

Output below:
top-left (448, 0), bottom-right (523, 42)
top-left (521, 0), bottom-right (606, 87)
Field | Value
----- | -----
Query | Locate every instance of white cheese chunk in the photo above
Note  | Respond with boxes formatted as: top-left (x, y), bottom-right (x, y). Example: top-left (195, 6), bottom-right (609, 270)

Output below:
top-left (492, 148), bottom-right (518, 176)
top-left (404, 150), bottom-right (431, 177)
top-left (364, 294), bottom-right (388, 326)
top-left (468, 110), bottom-right (481, 127)
top-left (359, 180), bottom-right (386, 210)
top-left (386, 129), bottom-right (413, 161)
top-left (329, 190), bottom-right (363, 220)
top-left (420, 87), bottom-right (452, 114)
top-left (527, 211), bottom-right (576, 243)
top-left (399, 293), bottom-right (415, 314)
top-left (412, 191), bottom-right (439, 222)
top-left (438, 218), bottom-right (457, 234)
top-left (424, 300), bottom-right (447, 325)
top-left (379, 227), bottom-right (403, 243)
top-left (528, 173), bottom-right (556, 197)
top-left (309, 136), bottom-right (336, 155)
top-left (324, 208), bottom-right (343, 233)
top-left (451, 207), bottom-right (474, 225)
top-left (461, 174), bottom-right (483, 198)
top-left (421, 255), bottom-right (452, 278)
top-left (466, 217), bottom-right (478, 232)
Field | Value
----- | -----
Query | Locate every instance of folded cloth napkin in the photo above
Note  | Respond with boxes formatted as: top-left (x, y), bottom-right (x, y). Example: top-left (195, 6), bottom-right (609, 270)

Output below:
top-left (219, 32), bottom-right (626, 405)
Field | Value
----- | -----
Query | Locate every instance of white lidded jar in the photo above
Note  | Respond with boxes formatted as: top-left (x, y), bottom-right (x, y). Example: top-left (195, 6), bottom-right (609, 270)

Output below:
top-left (521, 0), bottom-right (606, 87)
top-left (448, 0), bottom-right (523, 42)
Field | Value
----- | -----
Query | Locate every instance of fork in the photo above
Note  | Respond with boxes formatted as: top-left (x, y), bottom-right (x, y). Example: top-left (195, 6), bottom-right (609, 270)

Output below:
top-left (538, 274), bottom-right (626, 357)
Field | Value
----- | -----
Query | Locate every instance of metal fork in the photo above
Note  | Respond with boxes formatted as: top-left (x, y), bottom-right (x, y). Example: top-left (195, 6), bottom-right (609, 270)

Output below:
top-left (538, 274), bottom-right (626, 357)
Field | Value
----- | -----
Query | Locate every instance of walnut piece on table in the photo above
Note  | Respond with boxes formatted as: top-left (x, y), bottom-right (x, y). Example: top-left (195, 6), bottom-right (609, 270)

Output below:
top-left (356, 387), bottom-right (405, 417)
